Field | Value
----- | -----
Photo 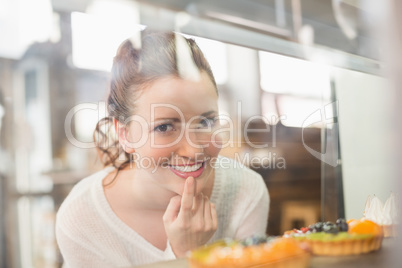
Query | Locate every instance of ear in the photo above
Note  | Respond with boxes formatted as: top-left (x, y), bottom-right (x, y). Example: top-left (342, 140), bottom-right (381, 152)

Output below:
top-left (114, 118), bottom-right (135, 154)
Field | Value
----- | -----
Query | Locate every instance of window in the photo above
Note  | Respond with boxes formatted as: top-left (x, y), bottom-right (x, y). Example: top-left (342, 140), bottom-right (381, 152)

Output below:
top-left (259, 51), bottom-right (331, 127)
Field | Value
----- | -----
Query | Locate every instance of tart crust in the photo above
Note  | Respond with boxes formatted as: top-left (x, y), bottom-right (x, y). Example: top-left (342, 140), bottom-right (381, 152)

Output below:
top-left (303, 235), bottom-right (383, 256)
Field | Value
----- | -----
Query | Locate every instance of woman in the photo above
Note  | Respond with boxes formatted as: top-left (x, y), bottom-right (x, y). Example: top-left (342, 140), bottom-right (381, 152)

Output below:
top-left (56, 29), bottom-right (269, 267)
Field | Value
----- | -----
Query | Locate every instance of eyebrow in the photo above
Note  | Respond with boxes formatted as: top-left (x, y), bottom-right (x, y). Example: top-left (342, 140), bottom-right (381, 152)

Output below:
top-left (153, 110), bottom-right (217, 122)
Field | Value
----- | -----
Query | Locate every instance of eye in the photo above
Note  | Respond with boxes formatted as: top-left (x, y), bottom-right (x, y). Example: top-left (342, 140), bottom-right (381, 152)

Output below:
top-left (154, 124), bottom-right (175, 133)
top-left (199, 117), bottom-right (217, 128)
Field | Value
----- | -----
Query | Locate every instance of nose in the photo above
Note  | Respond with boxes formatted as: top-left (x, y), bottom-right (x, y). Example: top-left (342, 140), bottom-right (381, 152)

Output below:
top-left (174, 128), bottom-right (205, 160)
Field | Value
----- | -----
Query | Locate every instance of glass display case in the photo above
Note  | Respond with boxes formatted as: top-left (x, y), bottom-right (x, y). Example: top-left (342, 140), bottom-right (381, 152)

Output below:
top-left (0, 0), bottom-right (400, 267)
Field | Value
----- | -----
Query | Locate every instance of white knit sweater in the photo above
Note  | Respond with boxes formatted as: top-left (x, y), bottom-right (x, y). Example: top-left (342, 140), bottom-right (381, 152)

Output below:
top-left (56, 156), bottom-right (269, 267)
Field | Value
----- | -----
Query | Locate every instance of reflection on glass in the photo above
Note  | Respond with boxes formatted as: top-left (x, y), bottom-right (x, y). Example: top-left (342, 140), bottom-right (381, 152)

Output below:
top-left (182, 34), bottom-right (228, 85)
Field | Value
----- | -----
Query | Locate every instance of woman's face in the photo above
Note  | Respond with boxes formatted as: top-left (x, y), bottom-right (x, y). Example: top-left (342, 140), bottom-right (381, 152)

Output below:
top-left (124, 72), bottom-right (221, 196)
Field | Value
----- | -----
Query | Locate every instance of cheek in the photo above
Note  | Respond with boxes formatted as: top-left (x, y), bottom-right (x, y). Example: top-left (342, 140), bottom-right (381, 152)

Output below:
top-left (204, 134), bottom-right (222, 157)
top-left (127, 124), bottom-right (149, 148)
top-left (205, 143), bottom-right (221, 158)
top-left (135, 144), bottom-right (173, 166)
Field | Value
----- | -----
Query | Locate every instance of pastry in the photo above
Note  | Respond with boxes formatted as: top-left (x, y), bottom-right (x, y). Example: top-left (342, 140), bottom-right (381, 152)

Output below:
top-left (364, 193), bottom-right (399, 237)
top-left (188, 236), bottom-right (311, 268)
top-left (382, 193), bottom-right (398, 237)
top-left (284, 218), bottom-right (383, 256)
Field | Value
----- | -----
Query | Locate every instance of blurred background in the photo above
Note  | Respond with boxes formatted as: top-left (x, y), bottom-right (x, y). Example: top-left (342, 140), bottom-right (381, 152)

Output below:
top-left (0, 0), bottom-right (399, 267)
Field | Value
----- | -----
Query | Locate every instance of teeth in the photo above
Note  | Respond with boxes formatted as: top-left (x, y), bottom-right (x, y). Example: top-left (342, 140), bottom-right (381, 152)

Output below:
top-left (171, 162), bottom-right (203, 172)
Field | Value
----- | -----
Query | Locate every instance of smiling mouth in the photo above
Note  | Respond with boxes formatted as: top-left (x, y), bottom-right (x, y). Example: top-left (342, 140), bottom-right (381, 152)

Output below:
top-left (170, 162), bottom-right (203, 172)
top-left (168, 162), bottom-right (205, 179)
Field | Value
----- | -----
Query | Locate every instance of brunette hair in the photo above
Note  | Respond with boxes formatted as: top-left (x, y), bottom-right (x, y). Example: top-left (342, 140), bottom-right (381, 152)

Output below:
top-left (93, 29), bottom-right (217, 170)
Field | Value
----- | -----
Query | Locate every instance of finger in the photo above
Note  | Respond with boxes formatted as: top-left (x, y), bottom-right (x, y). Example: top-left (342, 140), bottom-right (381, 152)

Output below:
top-left (210, 203), bottom-right (218, 230)
top-left (178, 177), bottom-right (195, 220)
top-left (192, 192), bottom-right (204, 211)
top-left (163, 195), bottom-right (182, 223)
top-left (203, 196), bottom-right (212, 230)
top-left (193, 193), bottom-right (205, 218)
top-left (191, 193), bottom-right (205, 231)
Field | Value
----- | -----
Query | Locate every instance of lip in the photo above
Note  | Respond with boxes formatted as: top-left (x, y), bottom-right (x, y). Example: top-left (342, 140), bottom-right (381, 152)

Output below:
top-left (168, 162), bottom-right (205, 179)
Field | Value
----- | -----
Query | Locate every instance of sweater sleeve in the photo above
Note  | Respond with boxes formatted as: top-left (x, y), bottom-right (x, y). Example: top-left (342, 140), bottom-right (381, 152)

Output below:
top-left (235, 173), bottom-right (270, 239)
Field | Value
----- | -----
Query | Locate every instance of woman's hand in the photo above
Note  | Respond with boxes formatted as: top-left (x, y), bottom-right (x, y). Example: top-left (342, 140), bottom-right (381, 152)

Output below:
top-left (163, 176), bottom-right (218, 257)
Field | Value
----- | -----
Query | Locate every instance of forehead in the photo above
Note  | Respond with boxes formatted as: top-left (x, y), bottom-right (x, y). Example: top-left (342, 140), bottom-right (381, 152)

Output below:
top-left (136, 72), bottom-right (218, 117)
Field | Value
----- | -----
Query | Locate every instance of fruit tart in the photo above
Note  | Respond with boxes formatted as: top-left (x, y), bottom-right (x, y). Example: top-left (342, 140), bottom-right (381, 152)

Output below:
top-left (188, 236), bottom-right (311, 268)
top-left (284, 218), bottom-right (383, 256)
